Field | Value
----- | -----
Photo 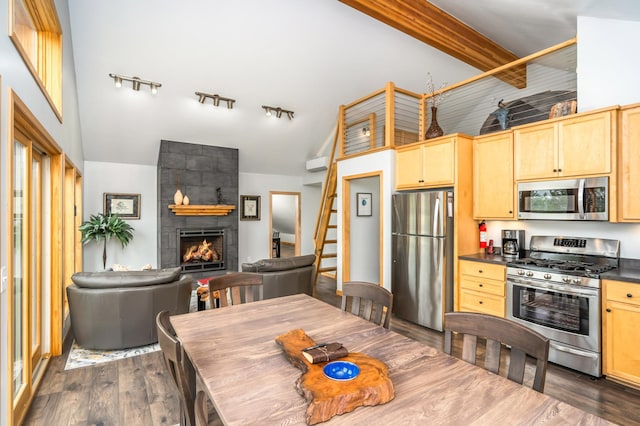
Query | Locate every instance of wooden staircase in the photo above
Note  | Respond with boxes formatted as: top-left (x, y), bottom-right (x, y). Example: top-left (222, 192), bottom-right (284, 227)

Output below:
top-left (313, 127), bottom-right (340, 287)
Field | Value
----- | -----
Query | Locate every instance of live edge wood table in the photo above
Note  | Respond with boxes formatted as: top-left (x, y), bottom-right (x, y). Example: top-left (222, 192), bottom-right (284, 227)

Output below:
top-left (170, 294), bottom-right (611, 425)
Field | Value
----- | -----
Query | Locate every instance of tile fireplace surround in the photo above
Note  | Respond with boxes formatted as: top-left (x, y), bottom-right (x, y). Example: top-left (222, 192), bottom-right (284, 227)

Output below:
top-left (157, 140), bottom-right (239, 279)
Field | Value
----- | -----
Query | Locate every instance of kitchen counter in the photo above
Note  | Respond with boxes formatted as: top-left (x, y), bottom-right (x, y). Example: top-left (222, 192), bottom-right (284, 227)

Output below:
top-left (459, 253), bottom-right (640, 284)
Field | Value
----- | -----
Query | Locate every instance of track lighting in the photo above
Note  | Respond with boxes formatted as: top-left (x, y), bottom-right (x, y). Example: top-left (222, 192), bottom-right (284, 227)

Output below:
top-left (262, 105), bottom-right (295, 120)
top-left (195, 91), bottom-right (235, 109)
top-left (109, 73), bottom-right (161, 94)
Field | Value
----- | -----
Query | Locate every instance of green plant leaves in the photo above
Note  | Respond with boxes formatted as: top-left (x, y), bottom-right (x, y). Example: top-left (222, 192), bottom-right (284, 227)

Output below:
top-left (79, 213), bottom-right (134, 247)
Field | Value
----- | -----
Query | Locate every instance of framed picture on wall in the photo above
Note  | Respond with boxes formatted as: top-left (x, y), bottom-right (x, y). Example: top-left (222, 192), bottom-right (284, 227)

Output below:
top-left (356, 192), bottom-right (372, 216)
top-left (104, 193), bottom-right (141, 219)
top-left (240, 195), bottom-right (261, 220)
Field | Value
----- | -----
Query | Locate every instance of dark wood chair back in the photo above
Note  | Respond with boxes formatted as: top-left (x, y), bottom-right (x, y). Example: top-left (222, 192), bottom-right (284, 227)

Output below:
top-left (156, 310), bottom-right (195, 426)
top-left (444, 312), bottom-right (550, 392)
top-left (341, 281), bottom-right (393, 329)
top-left (208, 272), bottom-right (263, 308)
top-left (195, 390), bottom-right (208, 426)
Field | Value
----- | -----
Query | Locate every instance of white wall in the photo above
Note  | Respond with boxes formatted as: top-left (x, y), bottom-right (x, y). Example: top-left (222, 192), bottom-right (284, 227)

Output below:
top-left (1, 0), bottom-right (84, 420)
top-left (482, 16), bottom-right (640, 260)
top-left (82, 161), bottom-right (158, 271)
top-left (577, 16), bottom-right (640, 110)
top-left (349, 176), bottom-right (381, 283)
top-left (337, 150), bottom-right (395, 292)
top-left (239, 172), bottom-right (321, 266)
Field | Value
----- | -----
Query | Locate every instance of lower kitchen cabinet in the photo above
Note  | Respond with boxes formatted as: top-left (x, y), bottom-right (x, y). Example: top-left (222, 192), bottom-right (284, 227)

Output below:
top-left (602, 279), bottom-right (640, 388)
top-left (458, 260), bottom-right (506, 317)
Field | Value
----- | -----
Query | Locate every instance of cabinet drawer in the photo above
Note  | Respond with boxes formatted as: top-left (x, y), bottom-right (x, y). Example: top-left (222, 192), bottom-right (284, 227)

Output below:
top-left (459, 260), bottom-right (505, 281)
top-left (460, 277), bottom-right (505, 297)
top-left (605, 280), bottom-right (640, 305)
top-left (459, 290), bottom-right (505, 317)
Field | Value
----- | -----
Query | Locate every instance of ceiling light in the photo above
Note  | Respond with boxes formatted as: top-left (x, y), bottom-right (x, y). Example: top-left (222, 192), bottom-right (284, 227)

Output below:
top-left (262, 105), bottom-right (294, 120)
top-left (109, 73), bottom-right (161, 94)
top-left (195, 92), bottom-right (236, 109)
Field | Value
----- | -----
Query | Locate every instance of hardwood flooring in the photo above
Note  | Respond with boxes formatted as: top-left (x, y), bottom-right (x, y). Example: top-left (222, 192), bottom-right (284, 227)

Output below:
top-left (24, 276), bottom-right (640, 425)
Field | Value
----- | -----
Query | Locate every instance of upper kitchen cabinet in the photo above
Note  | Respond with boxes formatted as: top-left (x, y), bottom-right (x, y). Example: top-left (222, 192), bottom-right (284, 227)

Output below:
top-left (473, 131), bottom-right (515, 219)
top-left (396, 134), bottom-right (472, 190)
top-left (514, 108), bottom-right (616, 181)
top-left (618, 103), bottom-right (640, 221)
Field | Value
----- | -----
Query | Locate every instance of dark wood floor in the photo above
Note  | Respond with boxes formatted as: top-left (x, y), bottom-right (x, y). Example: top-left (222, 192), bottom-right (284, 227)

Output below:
top-left (24, 276), bottom-right (640, 425)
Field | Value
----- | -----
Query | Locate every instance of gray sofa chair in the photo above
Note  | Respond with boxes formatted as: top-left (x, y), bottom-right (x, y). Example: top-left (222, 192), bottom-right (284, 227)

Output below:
top-left (67, 267), bottom-right (193, 350)
top-left (241, 254), bottom-right (315, 300)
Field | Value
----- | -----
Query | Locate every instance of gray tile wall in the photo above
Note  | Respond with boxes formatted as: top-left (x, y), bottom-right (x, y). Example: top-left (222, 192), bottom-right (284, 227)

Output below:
top-left (157, 140), bottom-right (238, 279)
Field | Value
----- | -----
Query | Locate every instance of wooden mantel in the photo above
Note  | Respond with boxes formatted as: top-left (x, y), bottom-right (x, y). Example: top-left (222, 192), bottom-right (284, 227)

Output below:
top-left (168, 204), bottom-right (236, 216)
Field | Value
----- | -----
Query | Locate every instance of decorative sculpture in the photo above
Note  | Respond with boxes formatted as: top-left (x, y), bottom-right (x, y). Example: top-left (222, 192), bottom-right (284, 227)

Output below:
top-left (491, 99), bottom-right (512, 130)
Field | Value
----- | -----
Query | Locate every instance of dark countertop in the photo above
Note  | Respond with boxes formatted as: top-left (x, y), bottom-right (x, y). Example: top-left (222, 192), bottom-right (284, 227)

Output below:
top-left (459, 253), bottom-right (640, 284)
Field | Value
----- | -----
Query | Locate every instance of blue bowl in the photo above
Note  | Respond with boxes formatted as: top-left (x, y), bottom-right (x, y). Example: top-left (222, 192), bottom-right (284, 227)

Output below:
top-left (323, 361), bottom-right (360, 381)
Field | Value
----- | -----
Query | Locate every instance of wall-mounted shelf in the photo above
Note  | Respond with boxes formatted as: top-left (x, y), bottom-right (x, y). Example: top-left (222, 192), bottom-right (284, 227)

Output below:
top-left (168, 204), bottom-right (236, 216)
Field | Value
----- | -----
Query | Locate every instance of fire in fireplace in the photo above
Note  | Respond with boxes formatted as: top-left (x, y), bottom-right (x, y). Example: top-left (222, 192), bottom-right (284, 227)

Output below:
top-left (178, 228), bottom-right (225, 272)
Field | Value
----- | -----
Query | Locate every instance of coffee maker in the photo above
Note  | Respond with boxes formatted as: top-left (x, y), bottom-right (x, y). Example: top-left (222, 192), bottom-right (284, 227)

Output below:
top-left (501, 230), bottom-right (525, 258)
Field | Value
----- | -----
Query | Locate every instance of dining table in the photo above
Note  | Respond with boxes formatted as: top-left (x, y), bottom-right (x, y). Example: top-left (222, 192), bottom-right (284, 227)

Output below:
top-left (170, 293), bottom-right (612, 425)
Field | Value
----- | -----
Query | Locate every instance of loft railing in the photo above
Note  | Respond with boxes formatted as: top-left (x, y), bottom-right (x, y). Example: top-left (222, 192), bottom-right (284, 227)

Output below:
top-left (339, 82), bottom-right (422, 159)
top-left (337, 38), bottom-right (577, 160)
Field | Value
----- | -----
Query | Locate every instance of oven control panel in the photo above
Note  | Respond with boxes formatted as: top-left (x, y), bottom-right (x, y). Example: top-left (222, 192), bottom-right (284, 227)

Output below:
top-left (553, 238), bottom-right (587, 248)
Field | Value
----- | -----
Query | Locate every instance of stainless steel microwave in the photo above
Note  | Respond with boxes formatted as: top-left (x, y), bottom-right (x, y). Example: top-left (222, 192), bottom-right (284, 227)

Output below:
top-left (517, 177), bottom-right (608, 220)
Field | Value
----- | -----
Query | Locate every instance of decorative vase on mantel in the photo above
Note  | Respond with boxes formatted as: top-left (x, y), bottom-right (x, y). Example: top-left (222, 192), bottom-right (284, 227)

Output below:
top-left (174, 189), bottom-right (184, 205)
top-left (425, 106), bottom-right (444, 139)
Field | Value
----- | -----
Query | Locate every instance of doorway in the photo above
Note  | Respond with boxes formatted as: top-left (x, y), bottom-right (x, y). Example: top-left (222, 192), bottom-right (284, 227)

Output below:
top-left (269, 191), bottom-right (301, 258)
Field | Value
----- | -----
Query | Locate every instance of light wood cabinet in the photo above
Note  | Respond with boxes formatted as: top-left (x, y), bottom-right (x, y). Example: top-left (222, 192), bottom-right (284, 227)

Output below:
top-left (618, 104), bottom-right (640, 221)
top-left (396, 136), bottom-right (458, 189)
top-left (458, 260), bottom-right (506, 317)
top-left (473, 131), bottom-right (515, 219)
top-left (514, 109), bottom-right (615, 181)
top-left (602, 279), bottom-right (640, 388)
top-left (395, 144), bottom-right (424, 188)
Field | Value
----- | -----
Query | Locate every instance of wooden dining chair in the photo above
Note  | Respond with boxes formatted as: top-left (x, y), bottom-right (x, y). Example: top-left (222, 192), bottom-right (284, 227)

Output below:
top-left (341, 281), bottom-right (393, 329)
top-left (156, 310), bottom-right (195, 426)
top-left (443, 312), bottom-right (550, 392)
top-left (208, 272), bottom-right (263, 308)
top-left (195, 390), bottom-right (208, 426)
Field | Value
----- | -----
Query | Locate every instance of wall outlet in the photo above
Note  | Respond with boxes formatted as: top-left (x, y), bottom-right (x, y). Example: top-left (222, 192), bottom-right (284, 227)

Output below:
top-left (1, 266), bottom-right (7, 293)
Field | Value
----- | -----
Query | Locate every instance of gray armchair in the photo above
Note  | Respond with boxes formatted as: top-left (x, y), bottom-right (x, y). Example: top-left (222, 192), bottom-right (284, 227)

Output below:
top-left (67, 267), bottom-right (193, 350)
top-left (241, 254), bottom-right (315, 300)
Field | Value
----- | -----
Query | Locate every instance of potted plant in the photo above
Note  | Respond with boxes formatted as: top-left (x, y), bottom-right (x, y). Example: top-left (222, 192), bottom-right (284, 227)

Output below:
top-left (79, 213), bottom-right (135, 269)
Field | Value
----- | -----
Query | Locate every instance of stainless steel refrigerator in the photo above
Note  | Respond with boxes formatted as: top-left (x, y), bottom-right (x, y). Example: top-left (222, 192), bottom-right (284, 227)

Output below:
top-left (392, 190), bottom-right (454, 331)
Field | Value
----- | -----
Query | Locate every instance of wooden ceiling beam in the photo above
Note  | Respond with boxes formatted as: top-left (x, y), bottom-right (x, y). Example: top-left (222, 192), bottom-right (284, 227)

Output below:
top-left (339, 0), bottom-right (526, 88)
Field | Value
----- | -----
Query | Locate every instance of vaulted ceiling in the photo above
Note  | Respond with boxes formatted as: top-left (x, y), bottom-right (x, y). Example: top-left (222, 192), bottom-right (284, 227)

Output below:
top-left (68, 0), bottom-right (640, 176)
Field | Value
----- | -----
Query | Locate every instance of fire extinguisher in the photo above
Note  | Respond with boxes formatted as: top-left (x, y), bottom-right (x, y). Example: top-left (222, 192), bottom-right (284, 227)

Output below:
top-left (479, 220), bottom-right (487, 249)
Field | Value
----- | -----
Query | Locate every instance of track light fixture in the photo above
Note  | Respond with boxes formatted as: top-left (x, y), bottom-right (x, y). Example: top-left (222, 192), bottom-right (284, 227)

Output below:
top-left (109, 73), bottom-right (161, 94)
top-left (262, 105), bottom-right (294, 120)
top-left (195, 91), bottom-right (235, 109)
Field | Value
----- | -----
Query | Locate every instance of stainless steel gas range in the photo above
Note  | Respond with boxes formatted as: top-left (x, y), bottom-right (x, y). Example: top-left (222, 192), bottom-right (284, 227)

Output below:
top-left (506, 236), bottom-right (620, 377)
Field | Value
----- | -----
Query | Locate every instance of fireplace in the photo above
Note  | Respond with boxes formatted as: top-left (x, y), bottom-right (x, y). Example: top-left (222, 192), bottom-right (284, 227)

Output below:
top-left (178, 228), bottom-right (225, 273)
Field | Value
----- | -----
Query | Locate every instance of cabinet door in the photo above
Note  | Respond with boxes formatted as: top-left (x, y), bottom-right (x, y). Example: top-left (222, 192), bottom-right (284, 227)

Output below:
top-left (604, 299), bottom-right (640, 384)
top-left (396, 145), bottom-right (424, 188)
top-left (423, 138), bottom-right (455, 186)
top-left (619, 106), bottom-right (640, 221)
top-left (558, 111), bottom-right (612, 177)
top-left (473, 133), bottom-right (515, 219)
top-left (514, 123), bottom-right (557, 180)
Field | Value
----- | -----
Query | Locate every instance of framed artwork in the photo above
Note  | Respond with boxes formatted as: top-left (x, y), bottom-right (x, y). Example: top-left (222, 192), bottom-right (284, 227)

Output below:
top-left (356, 192), bottom-right (372, 216)
top-left (240, 195), bottom-right (261, 221)
top-left (104, 193), bottom-right (141, 219)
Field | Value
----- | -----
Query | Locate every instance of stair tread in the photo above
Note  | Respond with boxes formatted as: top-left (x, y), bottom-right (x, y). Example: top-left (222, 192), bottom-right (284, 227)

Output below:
top-left (321, 253), bottom-right (336, 258)
top-left (318, 266), bottom-right (337, 272)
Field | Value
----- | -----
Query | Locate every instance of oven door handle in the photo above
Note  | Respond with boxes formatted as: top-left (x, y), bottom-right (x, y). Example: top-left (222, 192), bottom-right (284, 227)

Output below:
top-left (578, 178), bottom-right (586, 219)
top-left (551, 342), bottom-right (599, 359)
top-left (508, 277), bottom-right (598, 297)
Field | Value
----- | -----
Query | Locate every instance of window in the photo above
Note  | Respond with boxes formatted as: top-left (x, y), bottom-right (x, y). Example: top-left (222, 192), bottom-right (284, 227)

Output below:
top-left (10, 0), bottom-right (63, 121)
